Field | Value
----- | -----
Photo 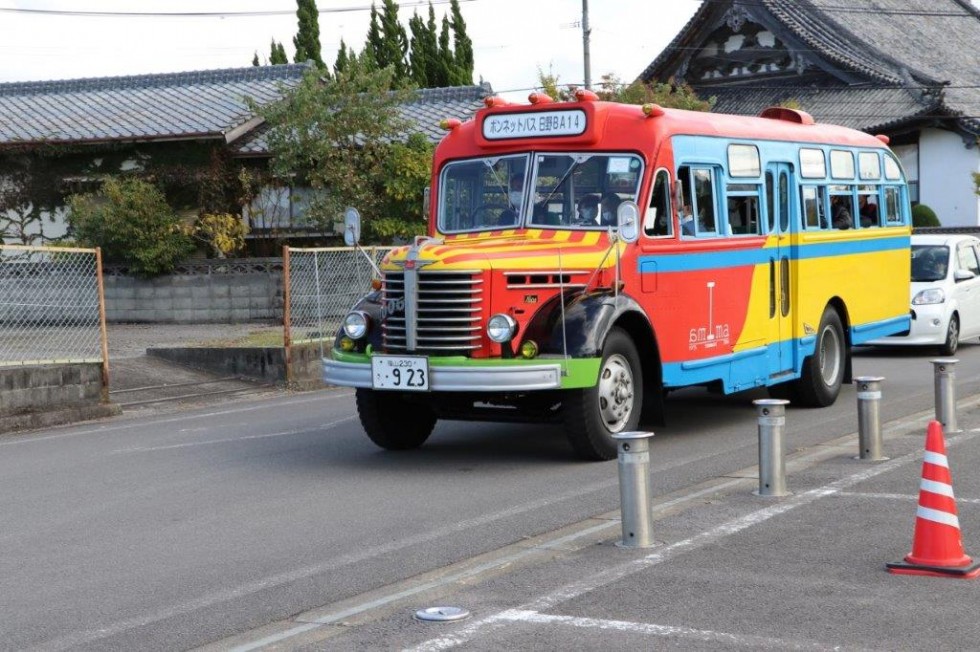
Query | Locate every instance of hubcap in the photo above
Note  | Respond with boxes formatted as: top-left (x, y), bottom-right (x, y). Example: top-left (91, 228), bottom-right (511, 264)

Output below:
top-left (949, 319), bottom-right (959, 351)
top-left (597, 353), bottom-right (634, 432)
top-left (818, 324), bottom-right (842, 386)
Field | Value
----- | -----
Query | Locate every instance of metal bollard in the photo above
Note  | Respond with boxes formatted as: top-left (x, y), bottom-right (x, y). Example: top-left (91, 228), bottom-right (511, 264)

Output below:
top-left (932, 359), bottom-right (960, 433)
top-left (753, 399), bottom-right (790, 497)
top-left (612, 431), bottom-right (655, 548)
top-left (855, 376), bottom-right (887, 461)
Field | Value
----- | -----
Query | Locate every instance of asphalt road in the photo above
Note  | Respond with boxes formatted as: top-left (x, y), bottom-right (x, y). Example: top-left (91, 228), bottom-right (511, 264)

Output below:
top-left (3, 342), bottom-right (980, 651)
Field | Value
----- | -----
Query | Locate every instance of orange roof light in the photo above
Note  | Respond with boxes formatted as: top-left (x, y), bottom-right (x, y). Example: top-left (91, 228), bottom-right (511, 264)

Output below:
top-left (875, 134), bottom-right (891, 145)
top-left (575, 88), bottom-right (599, 102)
top-left (642, 103), bottom-right (665, 117)
top-left (439, 118), bottom-right (462, 131)
top-left (484, 96), bottom-right (509, 108)
top-left (527, 92), bottom-right (554, 105)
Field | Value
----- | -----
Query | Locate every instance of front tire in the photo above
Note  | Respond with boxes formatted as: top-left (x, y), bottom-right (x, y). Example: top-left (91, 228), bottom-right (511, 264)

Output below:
top-left (794, 307), bottom-right (845, 407)
top-left (355, 388), bottom-right (437, 451)
top-left (562, 328), bottom-right (643, 461)
top-left (940, 314), bottom-right (959, 356)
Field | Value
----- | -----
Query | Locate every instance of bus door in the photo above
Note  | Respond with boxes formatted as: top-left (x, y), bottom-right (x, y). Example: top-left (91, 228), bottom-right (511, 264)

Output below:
top-left (766, 162), bottom-right (795, 377)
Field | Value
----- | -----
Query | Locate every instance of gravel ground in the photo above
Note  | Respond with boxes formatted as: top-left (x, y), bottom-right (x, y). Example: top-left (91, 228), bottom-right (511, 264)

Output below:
top-left (106, 322), bottom-right (283, 359)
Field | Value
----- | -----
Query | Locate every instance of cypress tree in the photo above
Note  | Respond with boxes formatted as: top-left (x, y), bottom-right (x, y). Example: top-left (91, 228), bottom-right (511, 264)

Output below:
top-left (334, 39), bottom-right (352, 76)
top-left (269, 39), bottom-right (288, 65)
top-left (449, 0), bottom-right (473, 85)
top-left (436, 14), bottom-right (454, 87)
top-left (366, 4), bottom-right (384, 68)
top-left (408, 10), bottom-right (437, 87)
top-left (293, 0), bottom-right (324, 68)
top-left (252, 52), bottom-right (260, 66)
top-left (378, 0), bottom-right (409, 79)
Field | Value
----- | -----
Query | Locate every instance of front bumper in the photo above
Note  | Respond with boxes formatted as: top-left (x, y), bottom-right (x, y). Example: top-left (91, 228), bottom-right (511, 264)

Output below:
top-left (865, 305), bottom-right (948, 346)
top-left (323, 351), bottom-right (600, 391)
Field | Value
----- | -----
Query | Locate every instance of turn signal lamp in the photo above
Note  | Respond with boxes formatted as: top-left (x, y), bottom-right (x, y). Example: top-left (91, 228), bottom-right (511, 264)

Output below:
top-left (339, 337), bottom-right (356, 352)
top-left (439, 118), bottom-right (462, 131)
top-left (642, 103), bottom-right (665, 117)
top-left (370, 278), bottom-right (382, 290)
top-left (528, 92), bottom-right (554, 105)
top-left (519, 340), bottom-right (539, 359)
top-left (574, 88), bottom-right (599, 102)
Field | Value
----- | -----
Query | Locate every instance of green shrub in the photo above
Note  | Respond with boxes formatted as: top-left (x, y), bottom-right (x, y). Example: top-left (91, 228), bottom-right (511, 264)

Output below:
top-left (911, 203), bottom-right (940, 227)
top-left (67, 177), bottom-right (195, 277)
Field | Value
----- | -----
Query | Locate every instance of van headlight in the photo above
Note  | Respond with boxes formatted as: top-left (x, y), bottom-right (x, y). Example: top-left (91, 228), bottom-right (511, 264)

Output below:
top-left (487, 313), bottom-right (517, 343)
top-left (343, 311), bottom-right (370, 339)
top-left (912, 289), bottom-right (945, 305)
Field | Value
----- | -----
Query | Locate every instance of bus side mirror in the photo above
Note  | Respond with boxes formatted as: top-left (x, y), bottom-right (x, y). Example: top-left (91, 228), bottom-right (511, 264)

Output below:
top-left (617, 201), bottom-right (640, 243)
top-left (344, 206), bottom-right (361, 246)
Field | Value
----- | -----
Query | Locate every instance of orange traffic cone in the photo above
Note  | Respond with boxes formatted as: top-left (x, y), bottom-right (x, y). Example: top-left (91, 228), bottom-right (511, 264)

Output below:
top-left (887, 420), bottom-right (980, 578)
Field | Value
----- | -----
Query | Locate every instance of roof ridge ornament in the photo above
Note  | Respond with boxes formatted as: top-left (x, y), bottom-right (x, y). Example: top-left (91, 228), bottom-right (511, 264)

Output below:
top-left (725, 4), bottom-right (750, 32)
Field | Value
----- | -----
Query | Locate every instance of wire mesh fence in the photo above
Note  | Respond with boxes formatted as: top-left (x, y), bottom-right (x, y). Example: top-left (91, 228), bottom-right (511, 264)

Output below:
top-left (284, 246), bottom-right (392, 357)
top-left (0, 245), bottom-right (107, 369)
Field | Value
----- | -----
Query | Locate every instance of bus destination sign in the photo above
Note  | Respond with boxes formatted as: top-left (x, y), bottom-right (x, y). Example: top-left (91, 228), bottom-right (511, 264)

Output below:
top-left (483, 109), bottom-right (587, 140)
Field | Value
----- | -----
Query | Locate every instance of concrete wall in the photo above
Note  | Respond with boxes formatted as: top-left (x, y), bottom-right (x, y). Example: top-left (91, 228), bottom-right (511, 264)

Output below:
top-left (104, 262), bottom-right (282, 323)
top-left (919, 128), bottom-right (980, 227)
top-left (0, 363), bottom-right (119, 433)
top-left (147, 342), bottom-right (326, 390)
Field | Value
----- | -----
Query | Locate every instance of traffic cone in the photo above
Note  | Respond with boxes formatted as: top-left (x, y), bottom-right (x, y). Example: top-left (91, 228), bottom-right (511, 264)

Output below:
top-left (887, 420), bottom-right (980, 578)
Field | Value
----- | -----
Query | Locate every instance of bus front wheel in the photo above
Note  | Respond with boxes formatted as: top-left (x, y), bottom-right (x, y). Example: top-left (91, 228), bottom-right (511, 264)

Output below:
top-left (562, 327), bottom-right (643, 461)
top-left (355, 388), bottom-right (437, 450)
top-left (795, 307), bottom-right (845, 407)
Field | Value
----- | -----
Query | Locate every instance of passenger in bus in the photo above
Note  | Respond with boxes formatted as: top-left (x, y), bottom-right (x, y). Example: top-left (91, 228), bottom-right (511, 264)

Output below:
top-left (859, 195), bottom-right (879, 227)
top-left (600, 192), bottom-right (622, 226)
top-left (831, 195), bottom-right (853, 229)
top-left (575, 194), bottom-right (600, 225)
top-left (680, 204), bottom-right (696, 235)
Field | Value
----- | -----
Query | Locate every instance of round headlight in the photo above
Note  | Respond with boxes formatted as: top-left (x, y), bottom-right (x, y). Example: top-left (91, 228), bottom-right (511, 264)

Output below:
top-left (343, 311), bottom-right (370, 339)
top-left (487, 313), bottom-right (517, 343)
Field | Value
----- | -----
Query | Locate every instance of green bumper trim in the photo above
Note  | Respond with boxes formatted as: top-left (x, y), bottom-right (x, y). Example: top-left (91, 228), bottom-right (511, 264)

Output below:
top-left (330, 350), bottom-right (601, 389)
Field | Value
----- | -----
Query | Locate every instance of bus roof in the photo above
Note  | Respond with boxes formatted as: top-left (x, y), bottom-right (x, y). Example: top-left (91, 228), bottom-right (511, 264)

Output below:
top-left (434, 97), bottom-right (888, 160)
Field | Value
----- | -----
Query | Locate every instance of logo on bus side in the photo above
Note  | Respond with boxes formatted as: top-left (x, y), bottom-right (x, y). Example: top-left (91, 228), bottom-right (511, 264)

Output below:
top-left (689, 281), bottom-right (731, 351)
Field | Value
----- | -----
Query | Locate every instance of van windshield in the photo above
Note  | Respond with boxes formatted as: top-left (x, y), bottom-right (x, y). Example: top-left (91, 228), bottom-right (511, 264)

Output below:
top-left (911, 245), bottom-right (949, 282)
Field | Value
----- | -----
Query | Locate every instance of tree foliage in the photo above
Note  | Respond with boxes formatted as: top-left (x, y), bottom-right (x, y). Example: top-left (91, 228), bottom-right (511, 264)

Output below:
top-left (269, 39), bottom-right (289, 65)
top-left (0, 150), bottom-right (74, 245)
top-left (256, 61), bottom-right (423, 240)
top-left (365, 0), bottom-right (409, 79)
top-left (192, 213), bottom-right (249, 258)
top-left (67, 177), bottom-right (195, 276)
top-left (448, 0), bottom-right (473, 84)
top-left (973, 170), bottom-right (979, 198)
top-left (293, 0), bottom-right (324, 68)
top-left (535, 71), bottom-right (714, 112)
top-left (912, 203), bottom-right (941, 227)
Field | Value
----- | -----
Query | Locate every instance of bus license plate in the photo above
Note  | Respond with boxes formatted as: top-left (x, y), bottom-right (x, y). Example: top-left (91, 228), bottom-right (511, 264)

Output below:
top-left (371, 355), bottom-right (429, 391)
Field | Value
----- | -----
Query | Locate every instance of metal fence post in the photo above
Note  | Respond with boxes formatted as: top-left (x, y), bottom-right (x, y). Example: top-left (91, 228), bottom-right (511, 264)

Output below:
top-left (932, 358), bottom-right (960, 433)
top-left (855, 376), bottom-right (887, 461)
top-left (753, 399), bottom-right (790, 497)
top-left (612, 431), bottom-right (655, 548)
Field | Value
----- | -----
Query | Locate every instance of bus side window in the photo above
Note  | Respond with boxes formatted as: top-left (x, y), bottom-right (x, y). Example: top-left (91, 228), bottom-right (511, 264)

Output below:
top-left (646, 170), bottom-right (672, 237)
top-left (884, 187), bottom-right (902, 225)
top-left (801, 186), bottom-right (827, 230)
top-left (726, 185), bottom-right (761, 235)
top-left (693, 167), bottom-right (717, 235)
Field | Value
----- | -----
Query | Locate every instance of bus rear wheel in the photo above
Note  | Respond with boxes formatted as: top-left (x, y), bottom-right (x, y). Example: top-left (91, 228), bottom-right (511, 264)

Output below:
top-left (355, 388), bottom-right (437, 451)
top-left (562, 328), bottom-right (643, 461)
top-left (794, 307), bottom-right (845, 407)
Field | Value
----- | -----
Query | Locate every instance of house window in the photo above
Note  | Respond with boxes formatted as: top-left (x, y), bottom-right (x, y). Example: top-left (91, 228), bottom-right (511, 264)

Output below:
top-left (244, 185), bottom-right (314, 232)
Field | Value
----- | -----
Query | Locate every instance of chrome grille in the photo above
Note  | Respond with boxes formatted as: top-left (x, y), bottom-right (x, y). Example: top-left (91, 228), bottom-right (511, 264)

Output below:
top-left (382, 271), bottom-right (483, 354)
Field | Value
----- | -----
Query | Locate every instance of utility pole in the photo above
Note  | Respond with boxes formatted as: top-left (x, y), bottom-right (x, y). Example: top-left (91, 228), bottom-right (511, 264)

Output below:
top-left (582, 0), bottom-right (591, 89)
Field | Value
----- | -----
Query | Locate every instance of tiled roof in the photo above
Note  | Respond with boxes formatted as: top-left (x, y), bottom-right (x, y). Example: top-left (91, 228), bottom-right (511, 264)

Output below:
top-left (641, 0), bottom-right (980, 134)
top-left (0, 64), bottom-right (310, 146)
top-left (233, 83), bottom-right (492, 155)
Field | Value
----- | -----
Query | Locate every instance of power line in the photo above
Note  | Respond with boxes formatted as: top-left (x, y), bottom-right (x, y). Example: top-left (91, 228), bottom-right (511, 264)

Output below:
top-left (0, 0), bottom-right (475, 18)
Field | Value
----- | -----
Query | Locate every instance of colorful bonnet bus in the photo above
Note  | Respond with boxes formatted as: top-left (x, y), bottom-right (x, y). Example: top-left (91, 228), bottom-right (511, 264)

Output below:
top-left (325, 90), bottom-right (911, 461)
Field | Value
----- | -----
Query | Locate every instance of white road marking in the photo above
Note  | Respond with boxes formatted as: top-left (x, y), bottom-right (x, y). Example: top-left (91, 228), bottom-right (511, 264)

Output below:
top-left (836, 491), bottom-right (980, 505)
top-left (491, 610), bottom-right (841, 650)
top-left (109, 417), bottom-right (357, 453)
top-left (406, 430), bottom-right (980, 651)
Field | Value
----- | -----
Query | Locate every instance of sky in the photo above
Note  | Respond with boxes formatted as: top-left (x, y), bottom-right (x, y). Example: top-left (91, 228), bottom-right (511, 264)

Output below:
top-left (0, 0), bottom-right (701, 100)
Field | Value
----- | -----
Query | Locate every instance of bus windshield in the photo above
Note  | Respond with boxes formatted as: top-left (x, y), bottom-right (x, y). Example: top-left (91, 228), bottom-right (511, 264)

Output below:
top-left (437, 152), bottom-right (643, 233)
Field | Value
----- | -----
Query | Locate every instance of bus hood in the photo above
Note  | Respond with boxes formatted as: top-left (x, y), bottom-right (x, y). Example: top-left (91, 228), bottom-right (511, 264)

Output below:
top-left (380, 230), bottom-right (621, 272)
